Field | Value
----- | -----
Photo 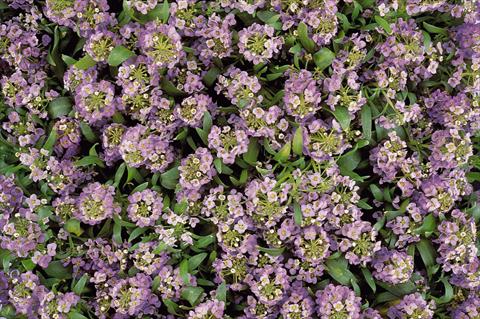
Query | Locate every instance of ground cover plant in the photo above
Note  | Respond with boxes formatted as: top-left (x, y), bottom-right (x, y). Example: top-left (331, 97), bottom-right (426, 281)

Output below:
top-left (0, 0), bottom-right (479, 318)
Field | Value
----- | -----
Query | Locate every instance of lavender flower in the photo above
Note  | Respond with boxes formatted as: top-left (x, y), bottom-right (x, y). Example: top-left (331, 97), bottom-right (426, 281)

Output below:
top-left (74, 80), bottom-right (117, 125)
top-left (238, 23), bottom-right (283, 64)
top-left (179, 147), bottom-right (215, 191)
top-left (315, 284), bottom-right (361, 319)
top-left (387, 293), bottom-right (435, 319)
top-left (127, 189), bottom-right (163, 227)
top-left (75, 182), bottom-right (121, 225)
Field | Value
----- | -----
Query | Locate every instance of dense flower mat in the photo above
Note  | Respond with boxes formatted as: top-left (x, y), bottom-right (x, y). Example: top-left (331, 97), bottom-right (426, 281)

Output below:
top-left (0, 0), bottom-right (479, 318)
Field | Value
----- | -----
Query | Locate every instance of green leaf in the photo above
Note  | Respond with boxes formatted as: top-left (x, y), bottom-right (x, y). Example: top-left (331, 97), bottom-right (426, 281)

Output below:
top-left (181, 286), bottom-right (204, 306)
top-left (161, 78), bottom-right (185, 96)
top-left (160, 165), bottom-right (179, 190)
top-left (375, 15), bottom-right (392, 34)
top-left (202, 112), bottom-right (213, 133)
top-left (128, 227), bottom-right (147, 242)
top-left (325, 257), bottom-right (356, 286)
top-left (43, 129), bottom-right (57, 152)
top-left (313, 48), bottom-right (335, 70)
top-left (79, 122), bottom-right (97, 143)
top-left (423, 22), bottom-right (448, 36)
top-left (74, 55), bottom-right (96, 70)
top-left (414, 213), bottom-right (436, 236)
top-left (433, 277), bottom-right (453, 304)
top-left (338, 150), bottom-right (361, 172)
top-left (257, 246), bottom-right (285, 256)
top-left (22, 259), bottom-right (36, 271)
top-left (243, 138), bottom-right (260, 164)
top-left (114, 162), bottom-right (126, 187)
top-left (274, 141), bottom-right (291, 162)
top-left (216, 282), bottom-right (227, 302)
top-left (72, 274), bottom-right (89, 295)
top-left (297, 22), bottom-right (316, 53)
top-left (194, 235), bottom-right (215, 249)
top-left (179, 259), bottom-right (189, 284)
top-left (48, 97), bottom-right (72, 119)
top-left (61, 54), bottom-right (77, 66)
top-left (137, 1), bottom-right (170, 22)
top-left (65, 219), bottom-right (83, 236)
top-left (44, 261), bottom-right (72, 279)
top-left (370, 184), bottom-right (383, 201)
top-left (361, 267), bottom-right (376, 292)
top-left (107, 45), bottom-right (136, 66)
top-left (74, 155), bottom-right (105, 168)
top-left (163, 299), bottom-right (180, 315)
top-left (203, 66), bottom-right (221, 87)
top-left (293, 201), bottom-right (302, 226)
top-left (131, 182), bottom-right (149, 193)
top-left (416, 239), bottom-right (439, 278)
top-left (257, 11), bottom-right (280, 24)
top-left (188, 253), bottom-right (208, 271)
top-left (292, 127), bottom-right (303, 156)
top-left (0, 249), bottom-right (12, 271)
top-left (332, 106), bottom-right (351, 130)
top-left (113, 219), bottom-right (122, 244)
top-left (68, 312), bottom-right (89, 319)
top-left (158, 0), bottom-right (170, 23)
top-left (361, 105), bottom-right (372, 141)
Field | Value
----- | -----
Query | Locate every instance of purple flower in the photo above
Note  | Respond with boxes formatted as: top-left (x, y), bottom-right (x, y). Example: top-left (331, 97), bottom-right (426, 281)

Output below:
top-left (74, 80), bottom-right (117, 125)
top-left (187, 299), bottom-right (225, 319)
top-left (127, 189), bottom-right (163, 227)
top-left (372, 248), bottom-right (414, 284)
top-left (208, 124), bottom-right (249, 164)
top-left (139, 22), bottom-right (183, 69)
top-left (179, 147), bottom-right (215, 191)
top-left (387, 293), bottom-right (435, 319)
top-left (75, 182), bottom-right (121, 225)
top-left (315, 284), bottom-right (361, 319)
top-left (238, 23), bottom-right (283, 64)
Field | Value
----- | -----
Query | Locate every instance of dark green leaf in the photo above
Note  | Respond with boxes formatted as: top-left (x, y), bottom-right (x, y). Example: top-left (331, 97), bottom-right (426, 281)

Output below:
top-left (416, 239), bottom-right (439, 278)
top-left (48, 97), bottom-right (72, 119)
top-left (203, 67), bottom-right (221, 87)
top-left (72, 274), bottom-right (89, 295)
top-left (79, 122), bottom-right (97, 143)
top-left (361, 105), bottom-right (372, 141)
top-left (332, 106), bottom-right (351, 130)
top-left (43, 129), bottom-right (57, 152)
top-left (179, 259), bottom-right (189, 284)
top-left (313, 48), bottom-right (335, 70)
top-left (292, 127), bottom-right (303, 156)
top-left (216, 282), bottom-right (227, 302)
top-left (423, 22), bottom-right (448, 36)
top-left (293, 201), bottom-right (302, 226)
top-left (243, 138), bottom-right (260, 164)
top-left (68, 312), bottom-right (89, 319)
top-left (128, 227), bottom-right (147, 242)
top-left (44, 261), bottom-right (72, 279)
top-left (274, 141), bottom-right (291, 162)
top-left (107, 45), bottom-right (136, 66)
top-left (361, 267), bottom-right (376, 292)
top-left (74, 156), bottom-right (105, 168)
top-left (61, 54), bottom-right (77, 66)
top-left (297, 22), bottom-right (316, 53)
top-left (181, 286), bottom-right (204, 306)
top-left (325, 257), bottom-right (356, 286)
top-left (65, 219), bottom-right (83, 236)
top-left (188, 253), bottom-right (208, 271)
top-left (160, 166), bottom-right (179, 190)
top-left (257, 246), bottom-right (285, 256)
top-left (74, 55), bottom-right (96, 70)
top-left (375, 15), bottom-right (392, 34)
